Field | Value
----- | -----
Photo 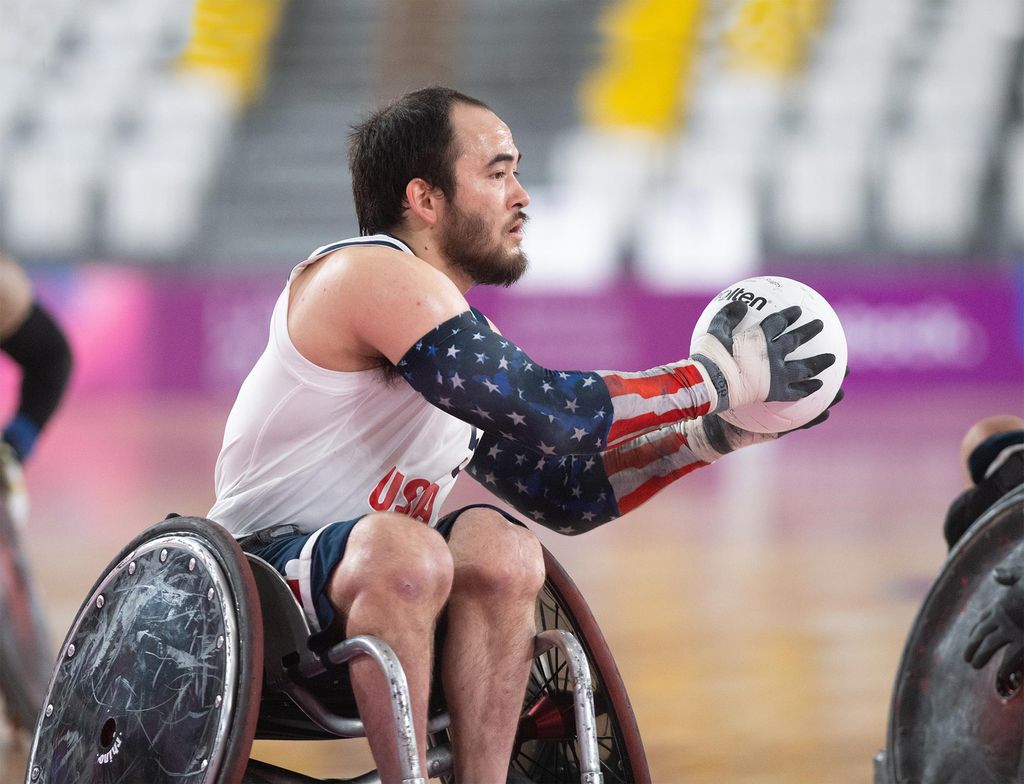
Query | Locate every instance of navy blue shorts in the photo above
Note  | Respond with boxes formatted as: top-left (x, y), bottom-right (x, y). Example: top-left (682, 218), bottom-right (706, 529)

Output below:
top-left (241, 504), bottom-right (521, 635)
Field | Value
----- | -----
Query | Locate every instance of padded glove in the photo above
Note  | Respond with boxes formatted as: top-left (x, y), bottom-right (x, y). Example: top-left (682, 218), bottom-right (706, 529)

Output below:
top-left (691, 301), bottom-right (835, 413)
top-left (682, 388), bottom-right (844, 463)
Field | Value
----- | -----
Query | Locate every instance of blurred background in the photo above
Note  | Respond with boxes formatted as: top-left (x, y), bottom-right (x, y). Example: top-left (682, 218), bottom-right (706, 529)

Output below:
top-left (0, 0), bottom-right (1022, 781)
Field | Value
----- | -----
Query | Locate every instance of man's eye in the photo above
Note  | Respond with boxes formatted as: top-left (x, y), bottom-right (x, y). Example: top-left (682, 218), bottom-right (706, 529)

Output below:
top-left (491, 171), bottom-right (506, 179)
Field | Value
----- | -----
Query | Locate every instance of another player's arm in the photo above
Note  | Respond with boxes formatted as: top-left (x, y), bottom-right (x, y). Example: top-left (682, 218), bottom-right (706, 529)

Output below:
top-left (0, 254), bottom-right (73, 461)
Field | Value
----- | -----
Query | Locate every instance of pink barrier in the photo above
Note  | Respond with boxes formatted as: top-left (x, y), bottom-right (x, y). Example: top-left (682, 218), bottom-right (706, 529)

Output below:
top-left (1, 264), bottom-right (1021, 407)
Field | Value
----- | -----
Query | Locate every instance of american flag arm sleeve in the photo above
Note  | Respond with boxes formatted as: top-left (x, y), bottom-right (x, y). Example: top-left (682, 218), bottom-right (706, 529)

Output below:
top-left (398, 311), bottom-right (715, 457)
top-left (465, 424), bottom-right (713, 535)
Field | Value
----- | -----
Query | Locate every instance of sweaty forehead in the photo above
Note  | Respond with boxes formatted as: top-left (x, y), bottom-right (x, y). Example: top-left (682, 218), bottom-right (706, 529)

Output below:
top-left (450, 103), bottom-right (517, 166)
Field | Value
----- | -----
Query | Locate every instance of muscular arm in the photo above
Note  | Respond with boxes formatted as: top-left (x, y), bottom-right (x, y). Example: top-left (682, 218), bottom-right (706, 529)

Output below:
top-left (398, 311), bottom-right (714, 456)
top-left (292, 249), bottom-right (716, 455)
top-left (0, 255), bottom-right (73, 461)
top-left (294, 245), bottom-right (824, 459)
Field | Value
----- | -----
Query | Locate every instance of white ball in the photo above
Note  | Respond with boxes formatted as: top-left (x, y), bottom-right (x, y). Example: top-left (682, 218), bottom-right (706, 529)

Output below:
top-left (689, 276), bottom-right (848, 433)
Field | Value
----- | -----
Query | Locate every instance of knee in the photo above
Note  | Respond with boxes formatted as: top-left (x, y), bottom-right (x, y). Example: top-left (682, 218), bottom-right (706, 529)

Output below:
top-left (450, 509), bottom-right (546, 600)
top-left (332, 513), bottom-right (453, 613)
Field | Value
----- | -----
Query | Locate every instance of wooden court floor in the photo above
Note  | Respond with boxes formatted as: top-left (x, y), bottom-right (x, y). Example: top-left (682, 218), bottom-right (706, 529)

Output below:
top-left (1, 383), bottom-right (1019, 782)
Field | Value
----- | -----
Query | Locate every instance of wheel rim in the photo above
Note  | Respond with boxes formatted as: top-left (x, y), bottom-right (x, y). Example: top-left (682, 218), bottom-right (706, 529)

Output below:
top-left (508, 581), bottom-right (636, 784)
top-left (26, 534), bottom-right (240, 784)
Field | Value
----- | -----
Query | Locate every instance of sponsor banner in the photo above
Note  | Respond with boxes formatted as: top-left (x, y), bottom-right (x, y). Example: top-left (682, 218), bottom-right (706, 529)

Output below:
top-left (1, 264), bottom-right (1020, 404)
top-left (471, 267), bottom-right (1024, 389)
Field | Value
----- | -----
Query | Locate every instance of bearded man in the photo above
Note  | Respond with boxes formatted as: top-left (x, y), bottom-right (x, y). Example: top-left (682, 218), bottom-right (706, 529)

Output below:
top-left (210, 86), bottom-right (834, 783)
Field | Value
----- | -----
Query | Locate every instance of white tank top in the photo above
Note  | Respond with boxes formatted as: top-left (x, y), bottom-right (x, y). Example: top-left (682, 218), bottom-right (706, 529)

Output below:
top-left (209, 235), bottom-right (477, 537)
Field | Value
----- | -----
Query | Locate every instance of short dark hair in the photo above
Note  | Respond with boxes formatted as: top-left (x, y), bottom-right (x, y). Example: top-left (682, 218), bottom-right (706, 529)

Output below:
top-left (348, 87), bottom-right (491, 236)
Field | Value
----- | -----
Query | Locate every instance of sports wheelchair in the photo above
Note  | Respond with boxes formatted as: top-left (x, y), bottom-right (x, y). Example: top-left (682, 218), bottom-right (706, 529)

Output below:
top-left (873, 483), bottom-right (1023, 784)
top-left (0, 471), bottom-right (53, 733)
top-left (22, 515), bottom-right (651, 784)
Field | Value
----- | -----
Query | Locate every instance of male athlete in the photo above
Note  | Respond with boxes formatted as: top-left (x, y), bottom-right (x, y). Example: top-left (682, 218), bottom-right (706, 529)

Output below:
top-left (0, 253), bottom-right (73, 731)
top-left (210, 86), bottom-right (836, 783)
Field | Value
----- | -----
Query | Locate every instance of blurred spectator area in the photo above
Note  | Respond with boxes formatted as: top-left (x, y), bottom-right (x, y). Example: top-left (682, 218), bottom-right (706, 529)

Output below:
top-left (0, 0), bottom-right (1021, 288)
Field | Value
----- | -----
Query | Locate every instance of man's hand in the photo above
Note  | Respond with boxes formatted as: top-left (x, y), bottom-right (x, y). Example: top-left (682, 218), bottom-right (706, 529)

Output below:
top-left (964, 565), bottom-right (1024, 698)
top-left (681, 388), bottom-right (844, 463)
top-left (691, 301), bottom-right (835, 413)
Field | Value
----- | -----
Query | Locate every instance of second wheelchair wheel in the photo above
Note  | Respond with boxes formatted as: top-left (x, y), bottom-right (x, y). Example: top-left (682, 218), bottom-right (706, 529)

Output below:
top-left (428, 544), bottom-right (650, 784)
top-left (23, 516), bottom-right (264, 784)
top-left (509, 546), bottom-right (651, 784)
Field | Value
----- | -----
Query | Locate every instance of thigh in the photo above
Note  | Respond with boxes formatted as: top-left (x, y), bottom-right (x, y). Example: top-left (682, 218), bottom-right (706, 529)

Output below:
top-left (245, 519), bottom-right (363, 637)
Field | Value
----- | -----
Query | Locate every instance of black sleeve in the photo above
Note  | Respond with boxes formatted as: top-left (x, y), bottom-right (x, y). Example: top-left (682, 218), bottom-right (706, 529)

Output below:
top-left (1, 302), bottom-right (73, 459)
top-left (943, 451), bottom-right (1023, 549)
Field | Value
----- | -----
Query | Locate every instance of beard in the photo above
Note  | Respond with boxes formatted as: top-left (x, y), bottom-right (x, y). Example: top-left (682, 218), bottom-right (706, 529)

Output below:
top-left (439, 202), bottom-right (529, 287)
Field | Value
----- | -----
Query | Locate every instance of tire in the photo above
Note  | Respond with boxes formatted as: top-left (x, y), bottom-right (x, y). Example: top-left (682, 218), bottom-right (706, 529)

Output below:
top-left (882, 487), bottom-right (1024, 784)
top-left (24, 516), bottom-right (264, 784)
top-left (429, 545), bottom-right (651, 784)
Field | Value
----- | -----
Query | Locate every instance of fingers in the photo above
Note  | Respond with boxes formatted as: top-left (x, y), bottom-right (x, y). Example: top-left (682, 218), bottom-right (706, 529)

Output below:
top-left (793, 409), bottom-right (829, 432)
top-left (766, 355), bottom-right (833, 402)
top-left (774, 317), bottom-right (824, 353)
top-left (798, 352), bottom-right (837, 378)
top-left (758, 305), bottom-right (802, 341)
top-left (964, 616), bottom-right (1000, 667)
top-left (786, 378), bottom-right (824, 400)
top-left (996, 645), bottom-right (1024, 697)
top-left (707, 301), bottom-right (748, 352)
top-left (968, 629), bottom-right (1013, 669)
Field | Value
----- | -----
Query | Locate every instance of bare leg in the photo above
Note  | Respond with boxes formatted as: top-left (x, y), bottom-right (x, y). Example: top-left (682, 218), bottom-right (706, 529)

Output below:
top-left (442, 509), bottom-right (545, 783)
top-left (327, 513), bottom-right (453, 784)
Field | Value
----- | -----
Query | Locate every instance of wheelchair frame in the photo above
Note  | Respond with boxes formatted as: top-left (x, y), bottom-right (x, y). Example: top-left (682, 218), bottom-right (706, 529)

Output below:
top-left (0, 476), bottom-right (54, 732)
top-left (23, 516), bottom-right (651, 784)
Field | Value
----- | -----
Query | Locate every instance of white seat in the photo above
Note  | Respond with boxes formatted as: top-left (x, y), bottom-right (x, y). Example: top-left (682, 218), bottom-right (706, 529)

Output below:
top-left (632, 137), bottom-right (760, 289)
top-left (102, 74), bottom-right (236, 258)
top-left (771, 134), bottom-right (872, 253)
top-left (518, 128), bottom-right (664, 291)
top-left (878, 134), bottom-right (987, 252)
top-left (4, 133), bottom-right (102, 255)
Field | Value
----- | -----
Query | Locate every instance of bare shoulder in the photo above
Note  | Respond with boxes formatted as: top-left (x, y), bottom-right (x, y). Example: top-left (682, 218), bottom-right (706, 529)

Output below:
top-left (289, 245), bottom-right (470, 369)
top-left (0, 254), bottom-right (33, 339)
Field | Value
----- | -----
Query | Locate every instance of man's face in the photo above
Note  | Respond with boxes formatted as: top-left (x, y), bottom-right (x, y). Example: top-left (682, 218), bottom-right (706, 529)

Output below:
top-left (438, 103), bottom-right (530, 287)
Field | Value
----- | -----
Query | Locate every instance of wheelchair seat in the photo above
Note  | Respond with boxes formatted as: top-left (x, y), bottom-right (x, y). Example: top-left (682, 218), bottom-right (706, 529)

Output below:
top-left (874, 484), bottom-right (1024, 784)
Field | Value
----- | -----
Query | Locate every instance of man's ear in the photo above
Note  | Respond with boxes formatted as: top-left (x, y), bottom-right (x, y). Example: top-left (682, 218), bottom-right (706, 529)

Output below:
top-left (405, 178), bottom-right (445, 226)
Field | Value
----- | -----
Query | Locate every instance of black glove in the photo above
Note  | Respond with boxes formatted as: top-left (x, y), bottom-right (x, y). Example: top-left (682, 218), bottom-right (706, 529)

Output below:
top-left (690, 302), bottom-right (835, 412)
top-left (964, 565), bottom-right (1024, 698)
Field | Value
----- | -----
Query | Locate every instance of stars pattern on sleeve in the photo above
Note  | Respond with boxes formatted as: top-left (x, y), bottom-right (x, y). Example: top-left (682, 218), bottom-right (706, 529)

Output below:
top-left (398, 310), bottom-right (614, 456)
top-left (465, 432), bottom-right (620, 535)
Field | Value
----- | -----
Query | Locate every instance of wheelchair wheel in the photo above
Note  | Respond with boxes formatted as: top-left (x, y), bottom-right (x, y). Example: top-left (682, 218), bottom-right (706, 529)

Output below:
top-left (24, 516), bottom-right (264, 784)
top-left (0, 482), bottom-right (52, 731)
top-left (429, 545), bottom-right (650, 784)
top-left (881, 486), bottom-right (1024, 784)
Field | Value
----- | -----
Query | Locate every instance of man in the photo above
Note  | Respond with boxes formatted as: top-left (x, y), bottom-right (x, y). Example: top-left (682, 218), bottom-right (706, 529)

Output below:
top-left (0, 252), bottom-right (73, 731)
top-left (210, 86), bottom-right (835, 782)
